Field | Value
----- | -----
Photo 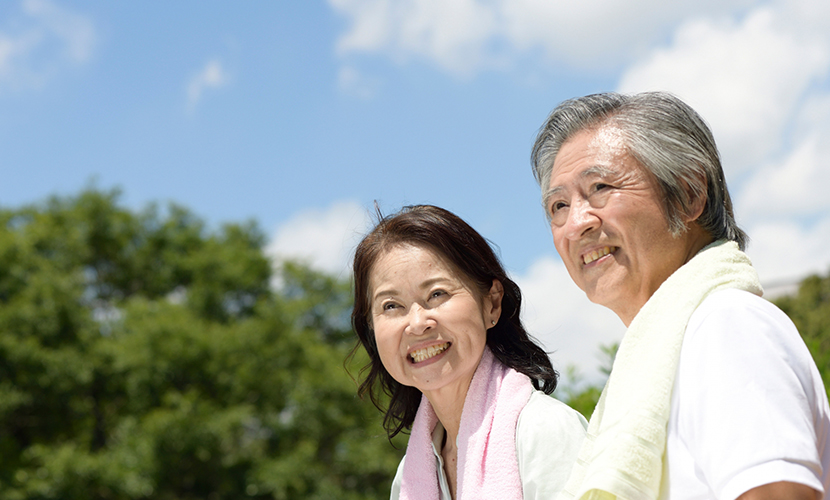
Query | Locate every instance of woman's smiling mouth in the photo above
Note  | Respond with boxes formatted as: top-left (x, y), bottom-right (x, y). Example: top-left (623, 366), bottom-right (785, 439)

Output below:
top-left (409, 342), bottom-right (450, 363)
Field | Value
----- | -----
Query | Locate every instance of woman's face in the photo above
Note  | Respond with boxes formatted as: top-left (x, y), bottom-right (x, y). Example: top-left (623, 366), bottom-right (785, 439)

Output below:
top-left (368, 245), bottom-right (502, 400)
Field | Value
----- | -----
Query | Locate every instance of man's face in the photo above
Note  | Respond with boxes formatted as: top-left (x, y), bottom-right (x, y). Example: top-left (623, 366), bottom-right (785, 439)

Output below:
top-left (545, 126), bottom-right (697, 325)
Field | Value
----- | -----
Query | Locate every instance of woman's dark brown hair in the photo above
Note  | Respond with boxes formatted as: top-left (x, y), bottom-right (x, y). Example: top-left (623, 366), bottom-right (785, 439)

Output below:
top-left (350, 205), bottom-right (558, 439)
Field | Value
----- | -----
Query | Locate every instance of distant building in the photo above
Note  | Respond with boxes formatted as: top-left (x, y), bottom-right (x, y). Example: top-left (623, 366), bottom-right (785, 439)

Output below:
top-left (763, 278), bottom-right (802, 300)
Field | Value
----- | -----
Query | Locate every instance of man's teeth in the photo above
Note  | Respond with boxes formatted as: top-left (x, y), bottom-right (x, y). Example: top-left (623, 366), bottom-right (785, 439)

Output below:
top-left (410, 343), bottom-right (450, 363)
top-left (583, 246), bottom-right (615, 265)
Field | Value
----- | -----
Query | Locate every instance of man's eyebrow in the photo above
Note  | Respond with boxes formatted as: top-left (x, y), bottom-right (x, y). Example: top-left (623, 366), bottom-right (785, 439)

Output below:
top-left (542, 186), bottom-right (562, 210)
top-left (582, 165), bottom-right (615, 179)
top-left (543, 165), bottom-right (617, 208)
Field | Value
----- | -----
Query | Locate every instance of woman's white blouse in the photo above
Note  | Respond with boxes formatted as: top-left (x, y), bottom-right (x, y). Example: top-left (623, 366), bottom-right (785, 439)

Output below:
top-left (390, 391), bottom-right (588, 500)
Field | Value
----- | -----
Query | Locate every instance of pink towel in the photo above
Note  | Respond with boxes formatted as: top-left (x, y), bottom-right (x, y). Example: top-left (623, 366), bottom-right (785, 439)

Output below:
top-left (400, 347), bottom-right (534, 500)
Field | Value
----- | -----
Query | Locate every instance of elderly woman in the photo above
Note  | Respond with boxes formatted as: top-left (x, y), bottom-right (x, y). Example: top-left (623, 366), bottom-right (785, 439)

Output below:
top-left (351, 205), bottom-right (586, 500)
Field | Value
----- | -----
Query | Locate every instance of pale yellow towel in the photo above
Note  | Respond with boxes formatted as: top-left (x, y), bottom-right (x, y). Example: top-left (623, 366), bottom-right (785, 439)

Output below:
top-left (558, 240), bottom-right (763, 500)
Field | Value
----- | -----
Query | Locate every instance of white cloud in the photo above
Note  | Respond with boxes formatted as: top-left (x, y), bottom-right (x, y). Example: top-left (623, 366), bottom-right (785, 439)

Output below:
top-left (500, 0), bottom-right (753, 69)
top-left (618, 7), bottom-right (830, 173)
top-left (266, 200), bottom-right (373, 278)
top-left (331, 0), bottom-right (500, 76)
top-left (23, 0), bottom-right (94, 62)
top-left (187, 59), bottom-right (229, 109)
top-left (337, 65), bottom-right (380, 99)
top-left (330, 0), bottom-right (392, 53)
top-left (744, 215), bottom-right (830, 286)
top-left (0, 0), bottom-right (94, 92)
top-left (779, 0), bottom-right (830, 38)
top-left (738, 133), bottom-right (830, 219)
top-left (795, 88), bottom-right (830, 137)
top-left (515, 255), bottom-right (625, 383)
top-left (328, 0), bottom-right (753, 78)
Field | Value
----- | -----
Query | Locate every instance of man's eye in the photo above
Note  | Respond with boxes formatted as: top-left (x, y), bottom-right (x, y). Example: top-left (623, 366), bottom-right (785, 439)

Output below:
top-left (594, 183), bottom-right (611, 191)
top-left (550, 201), bottom-right (567, 214)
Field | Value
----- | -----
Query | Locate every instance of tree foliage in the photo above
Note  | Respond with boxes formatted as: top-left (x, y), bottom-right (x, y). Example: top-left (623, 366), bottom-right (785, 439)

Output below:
top-left (556, 343), bottom-right (617, 419)
top-left (0, 189), bottom-right (403, 499)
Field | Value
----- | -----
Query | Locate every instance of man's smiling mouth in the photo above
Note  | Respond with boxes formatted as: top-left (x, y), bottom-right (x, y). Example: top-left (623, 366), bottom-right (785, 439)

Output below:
top-left (583, 246), bottom-right (617, 265)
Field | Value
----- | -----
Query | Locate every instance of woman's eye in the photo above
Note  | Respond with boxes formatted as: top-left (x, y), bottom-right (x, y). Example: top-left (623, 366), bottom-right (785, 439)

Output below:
top-left (382, 302), bottom-right (398, 311)
top-left (430, 290), bottom-right (446, 299)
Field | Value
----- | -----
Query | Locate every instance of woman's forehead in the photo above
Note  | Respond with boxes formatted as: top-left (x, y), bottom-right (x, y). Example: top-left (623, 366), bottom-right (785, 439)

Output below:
top-left (369, 244), bottom-right (479, 296)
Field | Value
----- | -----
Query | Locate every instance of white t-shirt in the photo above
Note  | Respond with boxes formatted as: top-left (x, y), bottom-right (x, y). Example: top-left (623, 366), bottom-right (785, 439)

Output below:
top-left (664, 288), bottom-right (830, 499)
top-left (389, 390), bottom-right (587, 500)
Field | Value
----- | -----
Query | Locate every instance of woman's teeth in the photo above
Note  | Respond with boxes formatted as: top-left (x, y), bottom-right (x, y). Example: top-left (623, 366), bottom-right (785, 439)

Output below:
top-left (583, 246), bottom-right (615, 265)
top-left (410, 343), bottom-right (450, 363)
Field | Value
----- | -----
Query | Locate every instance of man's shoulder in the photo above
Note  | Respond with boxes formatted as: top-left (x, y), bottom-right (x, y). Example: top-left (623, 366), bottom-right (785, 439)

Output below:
top-left (689, 288), bottom-right (795, 339)
top-left (696, 287), bottom-right (777, 313)
top-left (670, 289), bottom-right (830, 500)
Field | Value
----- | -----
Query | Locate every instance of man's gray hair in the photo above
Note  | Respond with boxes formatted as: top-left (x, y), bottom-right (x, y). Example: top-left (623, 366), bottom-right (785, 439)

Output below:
top-left (530, 91), bottom-right (748, 250)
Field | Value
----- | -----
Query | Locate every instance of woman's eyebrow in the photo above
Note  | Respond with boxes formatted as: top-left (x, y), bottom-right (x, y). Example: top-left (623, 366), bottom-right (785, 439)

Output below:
top-left (372, 277), bottom-right (455, 303)
top-left (372, 287), bottom-right (397, 303)
top-left (418, 277), bottom-right (453, 289)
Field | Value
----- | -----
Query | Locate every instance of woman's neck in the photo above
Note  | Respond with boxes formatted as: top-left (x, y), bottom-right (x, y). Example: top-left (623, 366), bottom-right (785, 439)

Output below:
top-left (423, 374), bottom-right (474, 445)
top-left (424, 376), bottom-right (474, 500)
top-left (440, 427), bottom-right (459, 500)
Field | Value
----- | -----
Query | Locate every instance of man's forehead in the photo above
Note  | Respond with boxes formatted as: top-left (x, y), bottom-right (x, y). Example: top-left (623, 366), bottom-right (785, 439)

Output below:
top-left (590, 125), bottom-right (627, 150)
top-left (551, 127), bottom-right (629, 177)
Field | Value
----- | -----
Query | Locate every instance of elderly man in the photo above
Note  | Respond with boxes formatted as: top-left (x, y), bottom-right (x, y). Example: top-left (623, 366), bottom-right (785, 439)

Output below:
top-left (531, 92), bottom-right (830, 500)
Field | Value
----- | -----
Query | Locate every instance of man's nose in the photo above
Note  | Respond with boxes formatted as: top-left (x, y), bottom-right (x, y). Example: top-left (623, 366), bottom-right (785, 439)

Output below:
top-left (563, 198), bottom-right (599, 240)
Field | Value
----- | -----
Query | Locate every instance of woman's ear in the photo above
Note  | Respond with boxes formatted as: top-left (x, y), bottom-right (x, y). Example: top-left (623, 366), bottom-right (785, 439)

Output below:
top-left (485, 279), bottom-right (504, 326)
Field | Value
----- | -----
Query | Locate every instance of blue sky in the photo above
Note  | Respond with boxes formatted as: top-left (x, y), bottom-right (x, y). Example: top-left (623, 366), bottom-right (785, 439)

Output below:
top-left (2, 0), bottom-right (829, 380)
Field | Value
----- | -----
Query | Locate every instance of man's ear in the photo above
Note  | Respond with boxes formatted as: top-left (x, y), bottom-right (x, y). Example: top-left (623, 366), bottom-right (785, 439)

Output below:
top-left (486, 279), bottom-right (504, 326)
top-left (683, 173), bottom-right (708, 223)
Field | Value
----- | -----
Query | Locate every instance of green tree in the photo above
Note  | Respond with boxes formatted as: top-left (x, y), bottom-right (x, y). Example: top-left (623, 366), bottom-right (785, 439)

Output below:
top-left (0, 189), bottom-right (403, 499)
top-left (556, 343), bottom-right (617, 419)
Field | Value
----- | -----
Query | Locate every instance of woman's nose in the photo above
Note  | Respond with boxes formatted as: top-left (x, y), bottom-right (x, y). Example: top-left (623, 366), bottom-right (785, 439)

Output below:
top-left (405, 304), bottom-right (432, 336)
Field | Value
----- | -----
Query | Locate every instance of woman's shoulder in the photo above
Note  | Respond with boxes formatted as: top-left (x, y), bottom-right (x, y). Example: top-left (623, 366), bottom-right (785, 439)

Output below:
top-left (515, 391), bottom-right (587, 499)
top-left (520, 390), bottom-right (588, 430)
top-left (516, 390), bottom-right (587, 456)
top-left (389, 455), bottom-right (405, 500)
